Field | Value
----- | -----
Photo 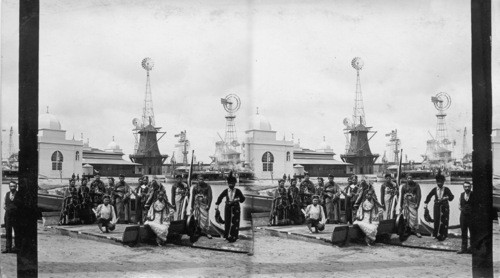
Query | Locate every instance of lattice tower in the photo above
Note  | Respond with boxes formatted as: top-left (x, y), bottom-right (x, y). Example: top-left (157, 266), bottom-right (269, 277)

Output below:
top-left (141, 58), bottom-right (156, 128)
top-left (352, 58), bottom-right (366, 126)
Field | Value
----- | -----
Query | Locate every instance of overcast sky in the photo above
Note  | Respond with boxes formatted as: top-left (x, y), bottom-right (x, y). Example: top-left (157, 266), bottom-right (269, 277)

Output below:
top-left (2, 0), bottom-right (499, 164)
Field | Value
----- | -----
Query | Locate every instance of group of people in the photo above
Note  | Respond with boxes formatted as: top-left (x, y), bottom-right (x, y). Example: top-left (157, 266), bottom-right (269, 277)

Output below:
top-left (268, 171), bottom-right (474, 251)
top-left (269, 173), bottom-right (397, 229)
top-left (59, 174), bottom-right (135, 225)
top-left (57, 172), bottom-right (246, 245)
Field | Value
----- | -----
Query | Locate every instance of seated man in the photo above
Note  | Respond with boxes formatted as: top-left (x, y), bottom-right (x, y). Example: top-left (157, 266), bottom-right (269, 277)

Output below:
top-left (304, 195), bottom-right (326, 233)
top-left (93, 195), bottom-right (117, 233)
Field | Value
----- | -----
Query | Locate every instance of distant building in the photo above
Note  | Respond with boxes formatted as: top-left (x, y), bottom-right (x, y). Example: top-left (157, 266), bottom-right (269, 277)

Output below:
top-left (38, 111), bottom-right (83, 179)
top-left (293, 138), bottom-right (352, 177)
top-left (243, 111), bottom-right (294, 180)
top-left (82, 138), bottom-right (141, 177)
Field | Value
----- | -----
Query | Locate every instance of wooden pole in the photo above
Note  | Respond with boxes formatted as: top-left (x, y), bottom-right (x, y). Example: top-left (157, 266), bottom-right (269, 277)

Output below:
top-left (471, 0), bottom-right (492, 276)
top-left (18, 0), bottom-right (39, 276)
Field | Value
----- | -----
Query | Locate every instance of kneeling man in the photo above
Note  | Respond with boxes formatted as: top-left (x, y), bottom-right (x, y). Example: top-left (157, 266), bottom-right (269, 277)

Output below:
top-left (304, 195), bottom-right (326, 233)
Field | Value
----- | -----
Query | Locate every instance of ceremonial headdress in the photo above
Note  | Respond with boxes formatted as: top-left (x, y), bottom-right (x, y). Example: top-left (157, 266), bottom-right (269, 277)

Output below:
top-left (435, 169), bottom-right (445, 183)
top-left (175, 174), bottom-right (183, 179)
top-left (226, 171), bottom-right (237, 185)
top-left (328, 174), bottom-right (334, 178)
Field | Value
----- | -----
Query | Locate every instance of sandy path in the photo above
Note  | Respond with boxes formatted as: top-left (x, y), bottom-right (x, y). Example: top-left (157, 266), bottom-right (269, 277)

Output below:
top-left (2, 224), bottom-right (500, 277)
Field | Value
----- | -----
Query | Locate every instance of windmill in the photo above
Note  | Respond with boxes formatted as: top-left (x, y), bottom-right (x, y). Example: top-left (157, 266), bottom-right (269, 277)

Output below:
top-left (129, 58), bottom-right (168, 175)
top-left (431, 92), bottom-right (452, 148)
top-left (340, 57), bottom-right (378, 174)
top-left (221, 94), bottom-right (241, 149)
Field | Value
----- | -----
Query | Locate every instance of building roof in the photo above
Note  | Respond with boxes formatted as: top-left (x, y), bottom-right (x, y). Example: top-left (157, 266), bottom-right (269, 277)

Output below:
top-left (82, 158), bottom-right (140, 165)
top-left (39, 112), bottom-right (61, 130)
top-left (293, 158), bottom-right (352, 165)
top-left (249, 112), bottom-right (272, 131)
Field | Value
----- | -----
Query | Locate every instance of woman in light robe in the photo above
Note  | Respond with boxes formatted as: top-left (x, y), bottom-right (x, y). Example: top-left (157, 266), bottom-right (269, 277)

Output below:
top-left (171, 175), bottom-right (189, 221)
top-left (191, 175), bottom-right (213, 239)
top-left (380, 173), bottom-right (398, 220)
top-left (144, 190), bottom-right (174, 246)
top-left (400, 176), bottom-right (422, 238)
top-left (354, 189), bottom-right (383, 246)
top-left (323, 175), bottom-right (341, 224)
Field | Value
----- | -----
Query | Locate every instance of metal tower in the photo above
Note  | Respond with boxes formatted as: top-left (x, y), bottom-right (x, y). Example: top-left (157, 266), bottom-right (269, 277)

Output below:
top-left (340, 57), bottom-right (378, 174)
top-left (431, 92), bottom-right (452, 147)
top-left (8, 126), bottom-right (14, 157)
top-left (352, 57), bottom-right (366, 127)
top-left (174, 130), bottom-right (190, 165)
top-left (385, 129), bottom-right (401, 163)
top-left (462, 127), bottom-right (470, 158)
top-left (221, 94), bottom-right (241, 149)
top-left (129, 58), bottom-right (168, 175)
top-left (141, 58), bottom-right (156, 128)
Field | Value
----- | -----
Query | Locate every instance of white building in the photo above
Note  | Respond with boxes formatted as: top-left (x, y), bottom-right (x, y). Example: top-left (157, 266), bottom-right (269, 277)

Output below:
top-left (244, 111), bottom-right (294, 180)
top-left (38, 111), bottom-right (83, 179)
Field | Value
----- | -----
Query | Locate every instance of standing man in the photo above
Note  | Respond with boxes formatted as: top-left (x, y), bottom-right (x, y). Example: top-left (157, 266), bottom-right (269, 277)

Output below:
top-left (134, 177), bottom-right (149, 225)
top-left (299, 173), bottom-right (315, 210)
top-left (72, 173), bottom-right (76, 182)
top-left (287, 178), bottom-right (303, 224)
top-left (191, 175), bottom-right (213, 239)
top-left (342, 175), bottom-right (358, 224)
top-left (215, 172), bottom-right (246, 242)
top-left (424, 171), bottom-right (454, 241)
top-left (78, 178), bottom-right (93, 224)
top-left (2, 181), bottom-right (22, 253)
top-left (380, 173), bottom-right (398, 220)
top-left (323, 175), bottom-right (341, 224)
top-left (60, 179), bottom-right (80, 225)
top-left (400, 175), bottom-right (422, 238)
top-left (171, 175), bottom-right (189, 221)
top-left (90, 174), bottom-right (106, 207)
top-left (458, 182), bottom-right (473, 254)
top-left (76, 174), bottom-right (80, 182)
top-left (113, 174), bottom-right (132, 224)
top-left (269, 179), bottom-right (290, 226)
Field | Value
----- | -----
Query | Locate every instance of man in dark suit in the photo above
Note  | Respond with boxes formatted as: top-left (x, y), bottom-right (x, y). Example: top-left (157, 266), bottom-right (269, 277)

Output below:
top-left (458, 181), bottom-right (473, 254)
top-left (2, 181), bottom-right (22, 253)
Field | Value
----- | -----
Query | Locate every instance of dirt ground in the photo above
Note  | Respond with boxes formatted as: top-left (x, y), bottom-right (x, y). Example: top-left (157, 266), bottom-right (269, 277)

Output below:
top-left (1, 225), bottom-right (500, 277)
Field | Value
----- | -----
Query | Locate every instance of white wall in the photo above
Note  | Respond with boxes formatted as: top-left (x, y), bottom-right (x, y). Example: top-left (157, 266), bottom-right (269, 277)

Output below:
top-left (247, 143), bottom-right (294, 180)
top-left (39, 142), bottom-right (83, 179)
